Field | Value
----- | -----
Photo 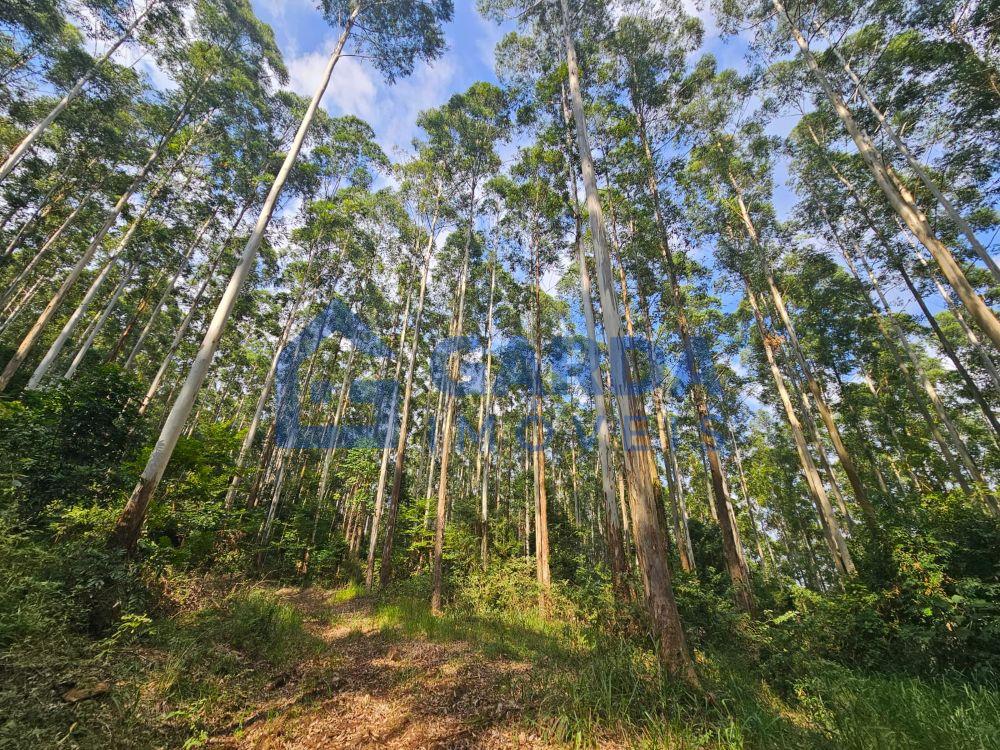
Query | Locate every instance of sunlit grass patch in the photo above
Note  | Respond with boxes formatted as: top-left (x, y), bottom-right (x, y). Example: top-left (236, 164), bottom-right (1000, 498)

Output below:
top-left (328, 581), bottom-right (364, 605)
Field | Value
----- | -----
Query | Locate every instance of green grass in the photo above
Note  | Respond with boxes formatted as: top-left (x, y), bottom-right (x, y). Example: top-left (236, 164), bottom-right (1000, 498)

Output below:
top-left (356, 578), bottom-right (1000, 750)
top-left (328, 581), bottom-right (364, 605)
top-left (789, 669), bottom-right (1000, 750)
top-left (370, 585), bottom-right (581, 663)
top-left (3, 566), bottom-right (998, 750)
top-left (539, 635), bottom-right (1000, 749)
top-left (151, 589), bottom-right (320, 702)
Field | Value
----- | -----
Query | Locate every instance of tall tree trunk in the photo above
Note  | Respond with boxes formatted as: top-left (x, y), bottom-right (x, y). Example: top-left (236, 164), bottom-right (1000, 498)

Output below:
top-left (364, 285), bottom-right (413, 588)
top-left (380, 213), bottom-right (438, 588)
top-left (223, 248), bottom-right (320, 508)
top-left (108, 16), bottom-right (358, 552)
top-left (639, 284), bottom-right (695, 573)
top-left (124, 205), bottom-right (228, 370)
top-left (765, 274), bottom-right (879, 530)
top-left (728, 175), bottom-right (878, 531)
top-left (729, 427), bottom-right (773, 576)
top-left (0, 187), bottom-right (99, 311)
top-left (815, 200), bottom-right (973, 494)
top-left (531, 231), bottom-right (551, 594)
top-left (561, 0), bottom-right (698, 683)
top-left (138, 244), bottom-right (227, 415)
top-left (895, 261), bottom-right (1000, 443)
top-left (745, 281), bottom-right (855, 577)
top-left (2, 157), bottom-right (86, 258)
top-left (64, 264), bottom-right (133, 378)
top-left (792, 370), bottom-right (856, 531)
top-left (902, 227), bottom-right (1000, 393)
top-left (27, 157), bottom-right (197, 388)
top-left (820, 28), bottom-right (1000, 283)
top-left (632, 81), bottom-right (751, 615)
top-left (856, 251), bottom-right (998, 515)
top-left (0, 92), bottom-right (198, 391)
top-left (424, 366), bottom-right (448, 518)
top-left (430, 234), bottom-right (471, 613)
top-left (477, 254), bottom-right (497, 565)
top-left (0, 276), bottom-right (46, 335)
top-left (560, 90), bottom-right (628, 590)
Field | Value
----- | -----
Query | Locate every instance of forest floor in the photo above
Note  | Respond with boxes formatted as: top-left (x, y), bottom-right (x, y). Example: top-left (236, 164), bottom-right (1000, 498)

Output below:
top-left (205, 586), bottom-right (550, 749)
top-left (6, 575), bottom-right (999, 749)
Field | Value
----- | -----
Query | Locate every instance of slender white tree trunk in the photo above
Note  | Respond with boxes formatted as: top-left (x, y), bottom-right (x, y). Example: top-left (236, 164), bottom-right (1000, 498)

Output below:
top-left (222, 289), bottom-right (310, 508)
top-left (856, 251), bottom-right (999, 516)
top-left (430, 236), bottom-right (471, 613)
top-left (0, 187), bottom-right (99, 311)
top-left (364, 286), bottom-right (413, 587)
top-left (27, 157), bottom-right (198, 388)
top-left (1, 157), bottom-right (89, 258)
top-left (0, 94), bottom-right (198, 391)
top-left (28, 255), bottom-right (118, 388)
top-left (124, 208), bottom-right (220, 369)
top-left (380, 221), bottom-right (437, 587)
top-left (820, 27), bottom-right (1000, 284)
top-left (64, 265), bottom-right (132, 378)
top-left (730, 178), bottom-right (879, 530)
top-left (139, 256), bottom-right (218, 414)
top-left (314, 345), bottom-right (357, 508)
top-left (901, 225), bottom-right (1000, 392)
top-left (0, 276), bottom-right (46, 335)
top-left (561, 0), bottom-right (697, 683)
top-left (109, 17), bottom-right (357, 551)
top-left (477, 255), bottom-right (497, 565)
top-left (577, 188), bottom-right (629, 587)
top-left (745, 282), bottom-right (855, 577)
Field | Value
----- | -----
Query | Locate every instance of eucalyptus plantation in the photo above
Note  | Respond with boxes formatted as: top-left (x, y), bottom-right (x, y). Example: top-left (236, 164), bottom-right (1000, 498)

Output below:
top-left (2, 1), bottom-right (999, 745)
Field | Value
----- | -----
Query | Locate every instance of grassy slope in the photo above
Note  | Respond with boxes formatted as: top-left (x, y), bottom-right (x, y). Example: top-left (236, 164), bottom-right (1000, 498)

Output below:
top-left (3, 575), bottom-right (997, 749)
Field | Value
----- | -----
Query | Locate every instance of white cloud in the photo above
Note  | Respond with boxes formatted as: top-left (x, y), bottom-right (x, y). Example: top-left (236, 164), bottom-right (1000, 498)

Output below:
top-left (377, 55), bottom-right (457, 154)
top-left (473, 10), bottom-right (507, 72)
top-left (287, 47), bottom-right (378, 121)
top-left (284, 39), bottom-right (458, 163)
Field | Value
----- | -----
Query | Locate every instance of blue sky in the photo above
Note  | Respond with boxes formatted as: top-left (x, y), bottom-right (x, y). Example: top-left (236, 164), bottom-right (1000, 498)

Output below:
top-left (247, 1), bottom-right (802, 216)
top-left (250, 0), bottom-right (510, 160)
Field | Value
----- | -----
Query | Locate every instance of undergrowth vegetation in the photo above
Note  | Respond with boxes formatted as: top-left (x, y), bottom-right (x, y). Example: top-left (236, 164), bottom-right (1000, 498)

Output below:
top-left (1, 363), bottom-right (998, 748)
top-left (1, 499), bottom-right (999, 748)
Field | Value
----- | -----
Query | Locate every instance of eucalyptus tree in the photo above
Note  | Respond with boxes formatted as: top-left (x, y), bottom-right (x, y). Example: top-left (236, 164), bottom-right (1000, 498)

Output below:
top-left (111, 0), bottom-right (453, 551)
top-left (0, 0), bottom-right (185, 183)
top-left (0, 100), bottom-right (195, 391)
top-left (488, 142), bottom-right (568, 595)
top-left (25, 121), bottom-right (210, 388)
top-left (410, 82), bottom-right (509, 611)
top-left (378, 156), bottom-right (448, 588)
top-left (224, 113), bottom-right (388, 511)
top-left (788, 117), bottom-right (1000, 445)
top-left (605, 10), bottom-right (762, 590)
top-left (682, 82), bottom-right (862, 576)
top-left (0, 0), bottom-right (285, 391)
top-left (788, 118), bottom-right (998, 504)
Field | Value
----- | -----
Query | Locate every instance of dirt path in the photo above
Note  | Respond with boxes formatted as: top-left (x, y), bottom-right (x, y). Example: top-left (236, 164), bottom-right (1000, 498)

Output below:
top-left (208, 588), bottom-right (555, 749)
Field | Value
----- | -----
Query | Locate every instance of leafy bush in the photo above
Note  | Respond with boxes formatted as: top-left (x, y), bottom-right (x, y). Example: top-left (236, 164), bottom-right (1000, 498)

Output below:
top-left (0, 365), bottom-right (142, 522)
top-left (0, 511), bottom-right (150, 644)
